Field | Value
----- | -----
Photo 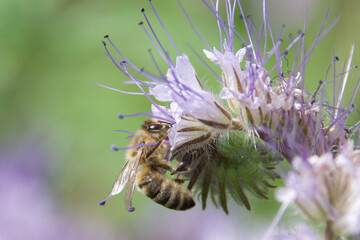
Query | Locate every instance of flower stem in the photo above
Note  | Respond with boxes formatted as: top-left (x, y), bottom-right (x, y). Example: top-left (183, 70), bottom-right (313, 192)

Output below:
top-left (324, 221), bottom-right (333, 240)
top-left (261, 200), bottom-right (290, 240)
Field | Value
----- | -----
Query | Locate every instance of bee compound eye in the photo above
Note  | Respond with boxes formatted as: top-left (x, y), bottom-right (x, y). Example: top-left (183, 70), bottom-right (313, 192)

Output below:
top-left (148, 124), bottom-right (163, 131)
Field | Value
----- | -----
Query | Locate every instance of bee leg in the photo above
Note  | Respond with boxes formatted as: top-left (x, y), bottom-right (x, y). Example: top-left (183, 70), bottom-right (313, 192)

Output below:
top-left (172, 163), bottom-right (191, 175)
top-left (172, 152), bottom-right (194, 175)
top-left (148, 160), bottom-right (175, 173)
top-left (174, 177), bottom-right (185, 184)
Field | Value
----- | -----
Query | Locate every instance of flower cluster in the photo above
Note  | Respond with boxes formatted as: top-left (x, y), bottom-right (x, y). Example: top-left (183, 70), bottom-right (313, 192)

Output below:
top-left (279, 141), bottom-right (360, 236)
top-left (99, 0), bottom-right (360, 238)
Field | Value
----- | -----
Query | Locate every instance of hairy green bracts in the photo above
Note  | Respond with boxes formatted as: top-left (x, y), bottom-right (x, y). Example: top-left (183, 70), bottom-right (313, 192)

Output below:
top-left (182, 131), bottom-right (281, 214)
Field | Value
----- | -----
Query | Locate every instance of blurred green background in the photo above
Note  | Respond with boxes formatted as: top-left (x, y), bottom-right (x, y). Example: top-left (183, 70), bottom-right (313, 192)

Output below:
top-left (1, 0), bottom-right (359, 239)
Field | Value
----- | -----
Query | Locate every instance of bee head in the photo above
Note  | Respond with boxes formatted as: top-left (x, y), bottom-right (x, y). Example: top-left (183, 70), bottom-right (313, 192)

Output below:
top-left (143, 119), bottom-right (172, 133)
top-left (148, 123), bottom-right (164, 132)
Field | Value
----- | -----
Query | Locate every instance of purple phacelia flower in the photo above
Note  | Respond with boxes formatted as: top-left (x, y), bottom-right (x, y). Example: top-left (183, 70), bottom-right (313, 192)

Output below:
top-left (98, 0), bottom-right (360, 237)
top-left (278, 140), bottom-right (360, 236)
top-left (267, 224), bottom-right (321, 240)
top-left (149, 53), bottom-right (234, 152)
top-left (0, 134), bottom-right (117, 240)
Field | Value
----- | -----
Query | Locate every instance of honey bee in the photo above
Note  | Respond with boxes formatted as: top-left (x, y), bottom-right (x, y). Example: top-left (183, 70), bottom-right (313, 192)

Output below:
top-left (99, 119), bottom-right (195, 212)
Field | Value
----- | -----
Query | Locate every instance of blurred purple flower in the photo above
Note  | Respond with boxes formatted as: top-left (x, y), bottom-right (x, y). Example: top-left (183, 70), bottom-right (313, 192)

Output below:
top-left (278, 141), bottom-right (360, 236)
top-left (135, 204), bottom-right (268, 240)
top-left (0, 135), bottom-right (117, 240)
top-left (268, 224), bottom-right (321, 240)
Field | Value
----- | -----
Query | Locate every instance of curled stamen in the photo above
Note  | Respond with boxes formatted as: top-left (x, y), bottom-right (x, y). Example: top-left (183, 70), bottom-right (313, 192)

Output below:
top-left (178, 2), bottom-right (211, 50)
top-left (349, 78), bottom-right (360, 111)
top-left (102, 40), bottom-right (130, 77)
top-left (117, 112), bottom-right (175, 124)
top-left (111, 144), bottom-right (120, 151)
top-left (202, 0), bottom-right (230, 46)
top-left (188, 45), bottom-right (222, 81)
top-left (148, 49), bottom-right (165, 77)
top-left (111, 141), bottom-right (168, 152)
top-left (148, 0), bottom-right (180, 56)
top-left (300, 12), bottom-right (339, 76)
top-left (121, 62), bottom-right (174, 120)
top-left (138, 21), bottom-right (170, 65)
top-left (93, 82), bottom-right (146, 95)
top-left (98, 197), bottom-right (110, 206)
top-left (103, 42), bottom-right (157, 91)
top-left (115, 129), bottom-right (135, 139)
top-left (237, 0), bottom-right (258, 63)
top-left (115, 130), bottom-right (136, 134)
top-left (335, 44), bottom-right (355, 119)
top-left (105, 35), bottom-right (161, 84)
top-left (141, 7), bottom-right (175, 66)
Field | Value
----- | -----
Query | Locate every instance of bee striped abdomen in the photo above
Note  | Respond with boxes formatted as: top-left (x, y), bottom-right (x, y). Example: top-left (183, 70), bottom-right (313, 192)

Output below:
top-left (137, 172), bottom-right (195, 211)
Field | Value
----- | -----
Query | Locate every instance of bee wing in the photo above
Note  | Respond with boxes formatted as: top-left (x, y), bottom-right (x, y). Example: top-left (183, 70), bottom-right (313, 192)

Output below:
top-left (123, 148), bottom-right (144, 212)
top-left (98, 159), bottom-right (132, 206)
